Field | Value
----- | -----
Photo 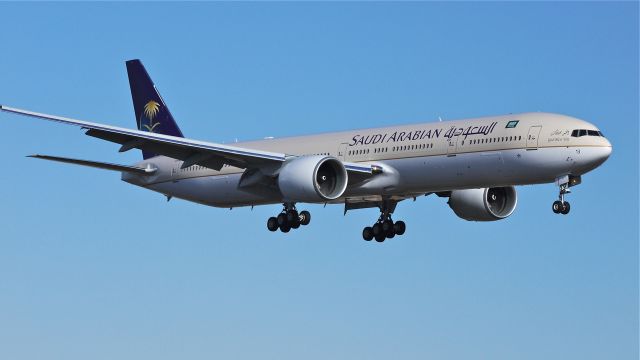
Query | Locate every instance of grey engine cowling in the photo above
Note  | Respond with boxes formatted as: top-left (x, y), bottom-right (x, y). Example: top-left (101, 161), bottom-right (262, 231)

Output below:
top-left (278, 155), bottom-right (348, 202)
top-left (448, 186), bottom-right (517, 221)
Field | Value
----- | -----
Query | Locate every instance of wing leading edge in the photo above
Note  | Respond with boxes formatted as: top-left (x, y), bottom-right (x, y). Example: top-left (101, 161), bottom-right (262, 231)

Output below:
top-left (1, 105), bottom-right (374, 174)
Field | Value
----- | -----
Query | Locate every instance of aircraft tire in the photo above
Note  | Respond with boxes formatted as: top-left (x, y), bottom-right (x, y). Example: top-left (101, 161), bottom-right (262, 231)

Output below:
top-left (280, 223), bottom-right (291, 233)
top-left (386, 229), bottom-right (396, 239)
top-left (277, 213), bottom-right (287, 226)
top-left (362, 227), bottom-right (373, 241)
top-left (382, 220), bottom-right (394, 234)
top-left (372, 223), bottom-right (383, 237)
top-left (561, 201), bottom-right (571, 215)
top-left (267, 217), bottom-right (279, 232)
top-left (394, 221), bottom-right (406, 236)
top-left (300, 211), bottom-right (311, 226)
top-left (286, 210), bottom-right (299, 223)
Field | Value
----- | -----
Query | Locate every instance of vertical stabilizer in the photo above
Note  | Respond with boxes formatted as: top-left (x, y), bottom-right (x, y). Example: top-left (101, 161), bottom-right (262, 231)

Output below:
top-left (126, 59), bottom-right (184, 159)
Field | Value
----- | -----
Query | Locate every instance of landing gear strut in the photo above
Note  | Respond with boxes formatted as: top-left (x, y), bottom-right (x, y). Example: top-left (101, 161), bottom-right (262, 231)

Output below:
top-left (267, 203), bottom-right (311, 233)
top-left (362, 202), bottom-right (406, 242)
top-left (552, 175), bottom-right (580, 215)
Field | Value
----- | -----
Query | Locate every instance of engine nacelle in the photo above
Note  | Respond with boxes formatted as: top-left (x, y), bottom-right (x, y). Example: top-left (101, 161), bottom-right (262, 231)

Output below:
top-left (448, 186), bottom-right (517, 221)
top-left (278, 155), bottom-right (348, 202)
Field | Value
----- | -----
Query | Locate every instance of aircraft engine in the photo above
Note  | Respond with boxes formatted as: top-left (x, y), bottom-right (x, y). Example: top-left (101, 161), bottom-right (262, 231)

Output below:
top-left (278, 155), bottom-right (348, 202)
top-left (448, 186), bottom-right (517, 221)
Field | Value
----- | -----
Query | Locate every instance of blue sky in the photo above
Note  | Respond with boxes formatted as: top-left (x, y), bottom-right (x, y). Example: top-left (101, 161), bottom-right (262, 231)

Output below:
top-left (0, 2), bottom-right (637, 359)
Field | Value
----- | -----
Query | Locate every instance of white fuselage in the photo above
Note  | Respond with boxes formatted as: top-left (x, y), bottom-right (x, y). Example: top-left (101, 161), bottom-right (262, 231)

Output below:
top-left (122, 112), bottom-right (612, 207)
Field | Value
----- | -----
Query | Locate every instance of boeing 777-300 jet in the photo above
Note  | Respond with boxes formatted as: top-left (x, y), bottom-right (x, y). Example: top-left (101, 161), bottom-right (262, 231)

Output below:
top-left (1, 60), bottom-right (612, 242)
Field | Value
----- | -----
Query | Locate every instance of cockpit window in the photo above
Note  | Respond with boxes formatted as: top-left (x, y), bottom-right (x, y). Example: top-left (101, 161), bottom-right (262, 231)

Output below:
top-left (571, 129), bottom-right (604, 138)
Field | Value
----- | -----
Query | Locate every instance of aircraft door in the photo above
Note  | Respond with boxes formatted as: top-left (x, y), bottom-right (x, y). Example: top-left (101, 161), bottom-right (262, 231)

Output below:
top-left (526, 126), bottom-right (542, 149)
top-left (338, 143), bottom-right (349, 161)
top-left (446, 137), bottom-right (458, 156)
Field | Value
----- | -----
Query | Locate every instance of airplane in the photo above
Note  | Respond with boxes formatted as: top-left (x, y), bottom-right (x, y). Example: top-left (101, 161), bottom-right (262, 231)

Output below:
top-left (1, 59), bottom-right (612, 242)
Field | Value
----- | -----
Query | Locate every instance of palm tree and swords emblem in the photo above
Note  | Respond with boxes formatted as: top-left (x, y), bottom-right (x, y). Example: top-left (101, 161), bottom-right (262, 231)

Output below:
top-left (141, 100), bottom-right (161, 132)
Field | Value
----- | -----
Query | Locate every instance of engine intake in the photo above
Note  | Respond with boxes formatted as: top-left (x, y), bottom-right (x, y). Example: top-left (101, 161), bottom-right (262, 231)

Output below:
top-left (448, 186), bottom-right (517, 221)
top-left (278, 155), bottom-right (348, 202)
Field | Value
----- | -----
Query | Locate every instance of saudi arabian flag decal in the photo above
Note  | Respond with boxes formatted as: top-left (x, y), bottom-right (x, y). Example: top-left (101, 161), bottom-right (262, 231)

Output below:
top-left (141, 100), bottom-right (161, 132)
top-left (506, 120), bottom-right (519, 128)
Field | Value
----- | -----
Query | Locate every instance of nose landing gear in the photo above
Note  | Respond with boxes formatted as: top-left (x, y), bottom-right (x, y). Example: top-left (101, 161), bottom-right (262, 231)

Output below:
top-left (267, 204), bottom-right (311, 233)
top-left (552, 185), bottom-right (571, 215)
top-left (552, 175), bottom-right (581, 215)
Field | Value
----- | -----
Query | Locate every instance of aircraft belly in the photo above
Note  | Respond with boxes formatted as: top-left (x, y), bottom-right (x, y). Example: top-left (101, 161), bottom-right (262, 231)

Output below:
top-left (143, 147), bottom-right (579, 208)
top-left (376, 147), bottom-right (574, 193)
top-left (147, 173), bottom-right (280, 207)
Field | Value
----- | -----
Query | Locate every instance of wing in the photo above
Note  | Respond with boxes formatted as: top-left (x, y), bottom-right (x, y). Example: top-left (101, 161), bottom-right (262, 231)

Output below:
top-left (28, 154), bottom-right (156, 175)
top-left (1, 105), bottom-right (373, 174)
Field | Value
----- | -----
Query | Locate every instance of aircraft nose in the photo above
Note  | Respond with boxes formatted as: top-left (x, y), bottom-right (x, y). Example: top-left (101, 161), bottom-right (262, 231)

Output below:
top-left (573, 141), bottom-right (612, 175)
top-left (589, 144), bottom-right (612, 168)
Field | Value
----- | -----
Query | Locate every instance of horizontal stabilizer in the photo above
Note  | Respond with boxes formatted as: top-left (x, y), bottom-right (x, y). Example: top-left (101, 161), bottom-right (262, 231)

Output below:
top-left (28, 154), bottom-right (156, 175)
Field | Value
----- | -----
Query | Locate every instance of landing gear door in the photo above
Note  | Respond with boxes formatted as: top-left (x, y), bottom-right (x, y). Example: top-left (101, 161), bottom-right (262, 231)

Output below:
top-left (527, 126), bottom-right (542, 149)
top-left (338, 143), bottom-right (349, 161)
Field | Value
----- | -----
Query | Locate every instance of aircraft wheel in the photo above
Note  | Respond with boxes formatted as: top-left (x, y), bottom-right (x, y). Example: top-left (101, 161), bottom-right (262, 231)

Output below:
top-left (277, 213), bottom-right (287, 226)
top-left (267, 217), bottom-right (279, 232)
top-left (372, 223), bottom-right (383, 237)
top-left (386, 230), bottom-right (395, 239)
top-left (362, 227), bottom-right (373, 241)
top-left (299, 210), bottom-right (311, 226)
top-left (394, 221), bottom-right (406, 236)
top-left (374, 233), bottom-right (386, 242)
top-left (561, 201), bottom-right (571, 215)
top-left (286, 210), bottom-right (299, 223)
top-left (552, 201), bottom-right (562, 214)
top-left (280, 223), bottom-right (291, 233)
top-left (290, 217), bottom-right (301, 229)
top-left (382, 220), bottom-right (394, 234)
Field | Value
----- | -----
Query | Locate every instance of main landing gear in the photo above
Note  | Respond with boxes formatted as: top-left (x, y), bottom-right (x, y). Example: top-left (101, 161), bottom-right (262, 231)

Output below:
top-left (362, 204), bottom-right (406, 243)
top-left (552, 175), bottom-right (581, 215)
top-left (267, 204), bottom-right (311, 233)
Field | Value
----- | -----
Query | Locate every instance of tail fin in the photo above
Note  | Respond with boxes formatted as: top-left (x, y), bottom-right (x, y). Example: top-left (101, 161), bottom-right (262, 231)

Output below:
top-left (126, 59), bottom-right (184, 159)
